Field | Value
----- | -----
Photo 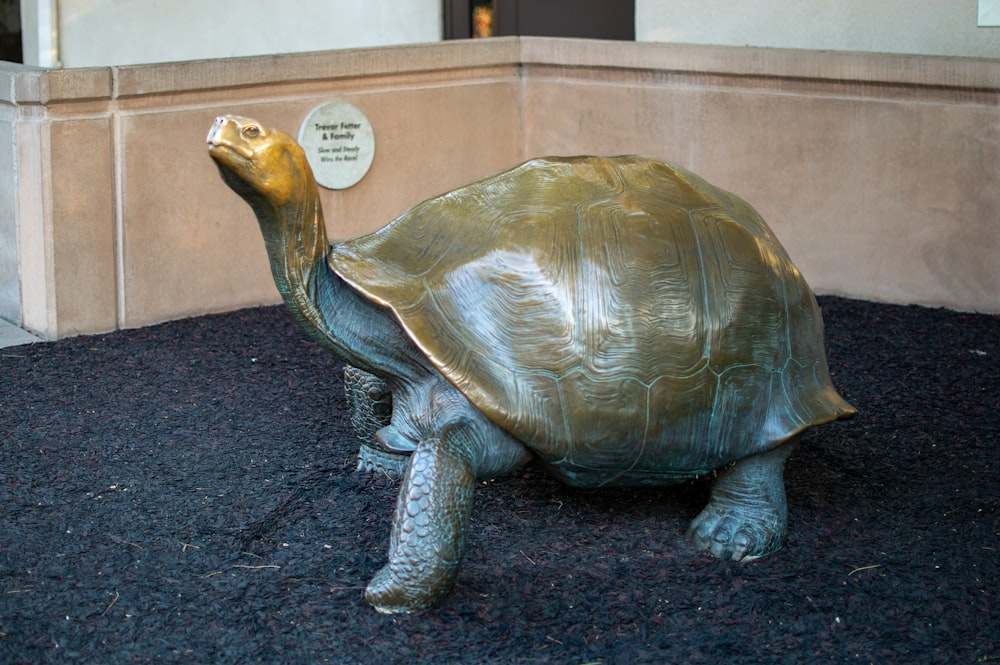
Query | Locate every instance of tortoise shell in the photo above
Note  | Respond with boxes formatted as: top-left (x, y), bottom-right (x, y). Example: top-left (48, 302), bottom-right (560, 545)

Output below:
top-left (330, 156), bottom-right (854, 485)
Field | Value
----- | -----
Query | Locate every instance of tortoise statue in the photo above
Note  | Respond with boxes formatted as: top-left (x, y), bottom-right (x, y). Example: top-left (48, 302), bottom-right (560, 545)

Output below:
top-left (207, 115), bottom-right (856, 614)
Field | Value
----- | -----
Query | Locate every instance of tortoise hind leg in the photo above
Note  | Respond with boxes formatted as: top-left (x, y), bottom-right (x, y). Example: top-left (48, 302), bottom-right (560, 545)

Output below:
top-left (343, 365), bottom-right (410, 477)
top-left (687, 437), bottom-right (800, 561)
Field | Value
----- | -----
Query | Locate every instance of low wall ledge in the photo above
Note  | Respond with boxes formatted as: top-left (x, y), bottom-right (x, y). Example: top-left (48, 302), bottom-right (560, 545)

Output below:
top-left (519, 38), bottom-right (1000, 92)
top-left (2, 37), bottom-right (998, 106)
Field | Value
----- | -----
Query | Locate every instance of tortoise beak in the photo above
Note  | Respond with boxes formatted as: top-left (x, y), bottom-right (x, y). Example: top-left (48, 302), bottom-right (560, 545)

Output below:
top-left (207, 116), bottom-right (255, 160)
top-left (206, 116), bottom-right (225, 144)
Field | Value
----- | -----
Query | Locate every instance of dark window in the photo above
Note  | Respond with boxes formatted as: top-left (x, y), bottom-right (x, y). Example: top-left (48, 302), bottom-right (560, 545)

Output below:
top-left (445, 0), bottom-right (634, 41)
top-left (0, 0), bottom-right (21, 63)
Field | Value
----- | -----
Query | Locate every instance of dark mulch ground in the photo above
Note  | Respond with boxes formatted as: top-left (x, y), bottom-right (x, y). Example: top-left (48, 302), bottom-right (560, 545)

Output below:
top-left (0, 296), bottom-right (996, 664)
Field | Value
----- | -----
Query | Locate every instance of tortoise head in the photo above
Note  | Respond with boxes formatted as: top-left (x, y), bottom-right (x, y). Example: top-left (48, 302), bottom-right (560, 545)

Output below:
top-left (207, 115), bottom-right (315, 210)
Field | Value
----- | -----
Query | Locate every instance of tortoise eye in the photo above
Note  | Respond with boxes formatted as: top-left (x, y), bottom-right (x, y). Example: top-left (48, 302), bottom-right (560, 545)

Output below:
top-left (242, 125), bottom-right (260, 138)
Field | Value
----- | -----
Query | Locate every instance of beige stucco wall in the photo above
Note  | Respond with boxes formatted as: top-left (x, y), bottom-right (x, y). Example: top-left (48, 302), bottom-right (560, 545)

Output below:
top-left (518, 40), bottom-right (1000, 313)
top-left (3, 40), bottom-right (528, 337)
top-left (2, 38), bottom-right (998, 340)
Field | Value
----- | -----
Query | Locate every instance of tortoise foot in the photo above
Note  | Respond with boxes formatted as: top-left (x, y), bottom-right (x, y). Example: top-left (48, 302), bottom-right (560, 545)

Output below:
top-left (365, 560), bottom-right (457, 615)
top-left (356, 442), bottom-right (410, 478)
top-left (688, 502), bottom-right (786, 561)
top-left (687, 442), bottom-right (796, 561)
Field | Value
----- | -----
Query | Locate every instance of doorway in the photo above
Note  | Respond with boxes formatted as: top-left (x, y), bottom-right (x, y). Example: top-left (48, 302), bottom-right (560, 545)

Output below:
top-left (445, 0), bottom-right (635, 41)
top-left (0, 0), bottom-right (20, 63)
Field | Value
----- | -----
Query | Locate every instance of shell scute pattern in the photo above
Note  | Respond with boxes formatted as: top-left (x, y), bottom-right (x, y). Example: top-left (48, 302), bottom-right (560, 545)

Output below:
top-left (330, 156), bottom-right (850, 483)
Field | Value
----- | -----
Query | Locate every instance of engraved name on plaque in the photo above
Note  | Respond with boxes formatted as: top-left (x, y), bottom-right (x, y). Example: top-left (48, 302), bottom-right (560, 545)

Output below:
top-left (298, 101), bottom-right (375, 190)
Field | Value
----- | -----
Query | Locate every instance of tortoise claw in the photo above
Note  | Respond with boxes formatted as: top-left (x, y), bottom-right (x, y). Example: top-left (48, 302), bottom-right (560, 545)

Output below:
top-left (688, 511), bottom-right (783, 561)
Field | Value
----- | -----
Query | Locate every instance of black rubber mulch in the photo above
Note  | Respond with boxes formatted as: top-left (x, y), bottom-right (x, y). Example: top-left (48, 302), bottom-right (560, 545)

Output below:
top-left (0, 296), bottom-right (996, 664)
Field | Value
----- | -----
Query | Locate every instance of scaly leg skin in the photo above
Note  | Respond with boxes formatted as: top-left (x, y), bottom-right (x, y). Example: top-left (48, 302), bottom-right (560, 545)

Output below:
top-left (365, 429), bottom-right (476, 614)
top-left (687, 439), bottom-right (799, 561)
top-left (343, 365), bottom-right (392, 442)
top-left (343, 365), bottom-right (410, 477)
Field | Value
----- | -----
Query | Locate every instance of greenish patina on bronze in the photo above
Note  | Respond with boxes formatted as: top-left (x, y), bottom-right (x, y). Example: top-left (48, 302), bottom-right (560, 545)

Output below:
top-left (207, 115), bottom-right (856, 614)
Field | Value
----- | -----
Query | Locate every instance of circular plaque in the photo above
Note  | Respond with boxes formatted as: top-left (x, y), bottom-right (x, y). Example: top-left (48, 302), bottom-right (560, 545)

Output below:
top-left (298, 101), bottom-right (375, 190)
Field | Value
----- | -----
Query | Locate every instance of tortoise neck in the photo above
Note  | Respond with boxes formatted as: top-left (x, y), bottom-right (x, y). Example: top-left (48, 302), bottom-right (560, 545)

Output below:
top-left (252, 168), bottom-right (435, 381)
top-left (255, 178), bottom-right (422, 378)
top-left (255, 178), bottom-right (333, 348)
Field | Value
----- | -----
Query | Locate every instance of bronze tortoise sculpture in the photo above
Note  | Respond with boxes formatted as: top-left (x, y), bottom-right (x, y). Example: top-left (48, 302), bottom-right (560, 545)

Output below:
top-left (207, 115), bottom-right (855, 614)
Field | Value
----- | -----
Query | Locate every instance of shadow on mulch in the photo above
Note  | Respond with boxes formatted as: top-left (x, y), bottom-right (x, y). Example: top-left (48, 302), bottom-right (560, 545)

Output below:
top-left (0, 297), bottom-right (996, 664)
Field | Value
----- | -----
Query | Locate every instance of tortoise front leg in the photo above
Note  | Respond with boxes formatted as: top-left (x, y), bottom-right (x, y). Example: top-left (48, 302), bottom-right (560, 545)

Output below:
top-left (364, 427), bottom-right (476, 614)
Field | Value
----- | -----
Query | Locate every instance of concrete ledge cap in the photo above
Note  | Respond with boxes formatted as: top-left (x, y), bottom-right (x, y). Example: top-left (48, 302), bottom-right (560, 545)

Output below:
top-left (0, 63), bottom-right (44, 104)
top-left (0, 65), bottom-right (112, 104)
top-left (114, 37), bottom-right (525, 98)
top-left (3, 37), bottom-right (998, 104)
top-left (519, 37), bottom-right (1000, 90)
